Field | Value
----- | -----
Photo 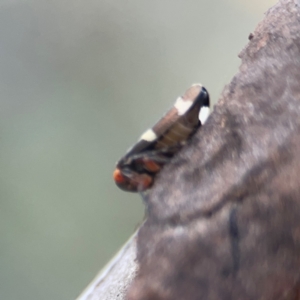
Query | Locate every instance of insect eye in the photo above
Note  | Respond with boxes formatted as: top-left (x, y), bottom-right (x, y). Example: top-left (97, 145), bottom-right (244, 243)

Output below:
top-left (113, 168), bottom-right (126, 184)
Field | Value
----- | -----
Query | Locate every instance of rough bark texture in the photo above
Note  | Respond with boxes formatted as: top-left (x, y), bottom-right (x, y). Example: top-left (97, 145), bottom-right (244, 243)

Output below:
top-left (126, 0), bottom-right (300, 299)
top-left (76, 233), bottom-right (137, 300)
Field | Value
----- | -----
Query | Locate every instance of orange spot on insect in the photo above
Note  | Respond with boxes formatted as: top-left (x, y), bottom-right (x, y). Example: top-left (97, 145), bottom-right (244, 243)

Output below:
top-left (139, 174), bottom-right (153, 189)
top-left (143, 159), bottom-right (161, 173)
top-left (113, 168), bottom-right (126, 184)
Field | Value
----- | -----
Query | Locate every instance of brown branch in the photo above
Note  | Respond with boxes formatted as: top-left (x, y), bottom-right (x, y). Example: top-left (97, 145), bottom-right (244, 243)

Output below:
top-left (78, 0), bottom-right (300, 299)
top-left (127, 0), bottom-right (300, 299)
top-left (76, 233), bottom-right (138, 300)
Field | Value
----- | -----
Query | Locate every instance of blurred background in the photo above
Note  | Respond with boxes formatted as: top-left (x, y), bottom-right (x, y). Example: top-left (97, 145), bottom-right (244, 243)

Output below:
top-left (0, 0), bottom-right (276, 299)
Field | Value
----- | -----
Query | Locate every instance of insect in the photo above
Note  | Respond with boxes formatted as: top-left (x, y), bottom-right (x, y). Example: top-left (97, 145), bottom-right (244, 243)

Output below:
top-left (113, 84), bottom-right (210, 192)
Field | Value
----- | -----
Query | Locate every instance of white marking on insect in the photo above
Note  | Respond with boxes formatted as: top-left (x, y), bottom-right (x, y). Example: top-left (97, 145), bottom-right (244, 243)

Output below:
top-left (139, 128), bottom-right (158, 142)
top-left (191, 83), bottom-right (203, 88)
top-left (199, 106), bottom-right (210, 124)
top-left (174, 97), bottom-right (193, 116)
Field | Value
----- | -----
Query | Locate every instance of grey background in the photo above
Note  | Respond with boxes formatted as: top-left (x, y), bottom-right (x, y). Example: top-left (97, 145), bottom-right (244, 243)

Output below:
top-left (0, 1), bottom-right (276, 299)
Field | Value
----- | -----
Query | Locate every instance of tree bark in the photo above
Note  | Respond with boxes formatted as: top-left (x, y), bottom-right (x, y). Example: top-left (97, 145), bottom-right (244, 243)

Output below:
top-left (79, 0), bottom-right (300, 299)
top-left (76, 233), bottom-right (137, 300)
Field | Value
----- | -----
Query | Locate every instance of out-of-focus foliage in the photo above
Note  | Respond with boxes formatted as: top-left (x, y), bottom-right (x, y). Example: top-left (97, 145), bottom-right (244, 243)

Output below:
top-left (0, 1), bottom-right (276, 299)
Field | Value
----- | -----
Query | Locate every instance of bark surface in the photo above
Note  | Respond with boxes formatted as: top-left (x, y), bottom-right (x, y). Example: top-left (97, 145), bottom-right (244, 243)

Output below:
top-left (78, 0), bottom-right (300, 299)
top-left (127, 0), bottom-right (300, 299)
